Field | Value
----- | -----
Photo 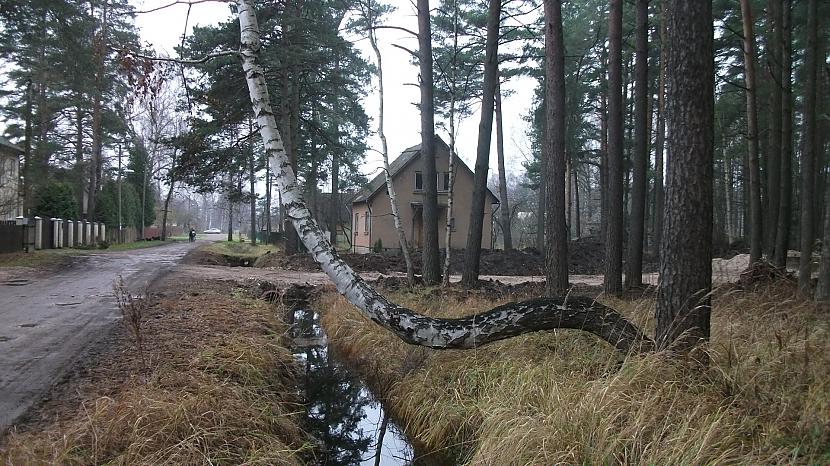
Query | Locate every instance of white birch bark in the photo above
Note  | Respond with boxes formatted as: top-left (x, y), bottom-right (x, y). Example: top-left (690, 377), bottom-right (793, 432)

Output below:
top-left (365, 3), bottom-right (415, 287)
top-left (236, 0), bottom-right (652, 352)
top-left (441, 0), bottom-right (459, 287)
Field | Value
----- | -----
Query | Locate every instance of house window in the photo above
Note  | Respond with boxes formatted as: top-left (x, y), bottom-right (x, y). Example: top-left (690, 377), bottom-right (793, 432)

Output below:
top-left (364, 213), bottom-right (370, 235)
top-left (441, 172), bottom-right (450, 191)
top-left (354, 213), bottom-right (359, 234)
top-left (450, 217), bottom-right (456, 232)
top-left (415, 171), bottom-right (423, 190)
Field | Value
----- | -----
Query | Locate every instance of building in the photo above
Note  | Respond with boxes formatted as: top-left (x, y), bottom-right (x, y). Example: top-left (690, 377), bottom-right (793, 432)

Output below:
top-left (0, 136), bottom-right (23, 220)
top-left (351, 137), bottom-right (500, 254)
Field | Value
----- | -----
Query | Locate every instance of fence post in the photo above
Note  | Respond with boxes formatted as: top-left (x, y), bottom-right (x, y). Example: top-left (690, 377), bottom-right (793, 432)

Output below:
top-left (34, 217), bottom-right (42, 250)
top-left (50, 218), bottom-right (57, 248)
top-left (99, 223), bottom-right (106, 243)
top-left (85, 221), bottom-right (91, 245)
top-left (58, 219), bottom-right (64, 248)
top-left (76, 221), bottom-right (82, 247)
top-left (67, 220), bottom-right (74, 247)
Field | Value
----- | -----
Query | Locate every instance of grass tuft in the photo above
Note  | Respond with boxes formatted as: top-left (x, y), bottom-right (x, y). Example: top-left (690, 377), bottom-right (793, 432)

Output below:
top-left (320, 281), bottom-right (830, 464)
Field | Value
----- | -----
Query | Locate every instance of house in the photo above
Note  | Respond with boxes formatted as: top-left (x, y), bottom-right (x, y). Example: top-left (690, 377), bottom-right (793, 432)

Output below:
top-left (351, 137), bottom-right (500, 254)
top-left (0, 136), bottom-right (23, 220)
top-left (313, 190), bottom-right (358, 249)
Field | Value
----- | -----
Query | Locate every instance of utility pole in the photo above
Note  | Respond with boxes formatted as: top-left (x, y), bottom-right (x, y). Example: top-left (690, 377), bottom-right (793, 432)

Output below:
top-left (118, 143), bottom-right (123, 244)
top-left (22, 78), bottom-right (33, 217)
top-left (140, 161), bottom-right (147, 240)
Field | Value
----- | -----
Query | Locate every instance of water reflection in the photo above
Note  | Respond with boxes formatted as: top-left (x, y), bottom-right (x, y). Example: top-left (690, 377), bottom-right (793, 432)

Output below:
top-left (291, 309), bottom-right (414, 466)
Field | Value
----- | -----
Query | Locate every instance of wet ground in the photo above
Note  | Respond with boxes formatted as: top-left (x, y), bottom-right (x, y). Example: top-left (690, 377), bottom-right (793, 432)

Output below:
top-left (0, 240), bottom-right (198, 433)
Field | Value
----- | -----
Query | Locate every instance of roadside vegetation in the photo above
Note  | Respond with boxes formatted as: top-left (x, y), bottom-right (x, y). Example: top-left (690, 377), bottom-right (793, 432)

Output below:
top-left (320, 280), bottom-right (830, 464)
top-left (1, 279), bottom-right (309, 465)
top-left (0, 240), bottom-right (175, 269)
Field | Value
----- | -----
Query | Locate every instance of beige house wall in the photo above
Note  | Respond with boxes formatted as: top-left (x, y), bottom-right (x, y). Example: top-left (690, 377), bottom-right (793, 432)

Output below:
top-left (353, 144), bottom-right (496, 254)
top-left (351, 202), bottom-right (372, 253)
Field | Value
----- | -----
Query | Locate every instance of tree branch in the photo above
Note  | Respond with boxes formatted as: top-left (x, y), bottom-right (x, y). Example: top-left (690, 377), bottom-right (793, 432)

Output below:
top-left (115, 48), bottom-right (241, 65)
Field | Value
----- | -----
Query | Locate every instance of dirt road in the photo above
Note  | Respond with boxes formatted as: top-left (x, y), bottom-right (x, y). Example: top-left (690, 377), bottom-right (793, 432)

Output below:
top-left (0, 241), bottom-right (197, 433)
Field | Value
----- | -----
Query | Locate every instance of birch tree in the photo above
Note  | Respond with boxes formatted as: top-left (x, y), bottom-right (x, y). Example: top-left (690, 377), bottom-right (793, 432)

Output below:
top-left (233, 0), bottom-right (723, 357)
top-left (359, 0), bottom-right (416, 287)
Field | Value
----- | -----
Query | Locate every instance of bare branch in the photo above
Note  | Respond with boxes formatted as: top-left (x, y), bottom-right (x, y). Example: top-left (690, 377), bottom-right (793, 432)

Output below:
top-left (131, 0), bottom-right (228, 15)
top-left (114, 47), bottom-right (241, 65)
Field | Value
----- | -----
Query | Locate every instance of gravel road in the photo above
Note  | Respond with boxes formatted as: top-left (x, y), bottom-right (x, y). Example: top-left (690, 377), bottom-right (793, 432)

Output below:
top-left (0, 241), bottom-right (197, 434)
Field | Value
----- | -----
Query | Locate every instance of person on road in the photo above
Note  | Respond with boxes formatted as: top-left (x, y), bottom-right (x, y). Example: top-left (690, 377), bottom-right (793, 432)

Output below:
top-left (189, 229), bottom-right (196, 242)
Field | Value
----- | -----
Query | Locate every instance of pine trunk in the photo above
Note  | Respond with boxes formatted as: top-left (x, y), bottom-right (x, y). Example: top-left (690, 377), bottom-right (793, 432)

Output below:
top-left (626, 0), bottom-right (649, 289)
top-left (765, 0), bottom-right (783, 257)
top-left (654, 8), bottom-right (665, 256)
top-left (605, 0), bottom-right (624, 295)
top-left (816, 186), bottom-right (830, 300)
top-left (655, 0), bottom-right (714, 352)
top-left (740, 0), bottom-right (763, 263)
top-left (773, 0), bottom-right (793, 268)
top-left (798, 0), bottom-right (819, 293)
top-left (88, 0), bottom-right (108, 220)
top-left (461, 0), bottom-right (501, 288)
top-left (543, 0), bottom-right (569, 295)
top-left (418, 0), bottom-right (441, 285)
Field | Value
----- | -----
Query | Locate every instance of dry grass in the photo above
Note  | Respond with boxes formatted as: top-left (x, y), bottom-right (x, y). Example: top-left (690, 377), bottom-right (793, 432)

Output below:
top-left (319, 281), bottom-right (830, 464)
top-left (2, 280), bottom-right (310, 466)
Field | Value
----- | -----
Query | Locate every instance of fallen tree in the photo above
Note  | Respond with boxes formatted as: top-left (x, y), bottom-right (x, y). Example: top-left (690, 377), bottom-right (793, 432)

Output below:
top-left (236, 0), bottom-right (704, 355)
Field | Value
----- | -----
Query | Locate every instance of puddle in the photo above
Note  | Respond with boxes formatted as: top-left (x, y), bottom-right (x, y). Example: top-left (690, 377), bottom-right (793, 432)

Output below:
top-left (290, 308), bottom-right (415, 465)
top-left (3, 279), bottom-right (29, 286)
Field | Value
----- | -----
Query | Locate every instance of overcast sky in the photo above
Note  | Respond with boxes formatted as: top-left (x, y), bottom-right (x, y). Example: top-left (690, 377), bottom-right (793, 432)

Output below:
top-left (132, 0), bottom-right (537, 184)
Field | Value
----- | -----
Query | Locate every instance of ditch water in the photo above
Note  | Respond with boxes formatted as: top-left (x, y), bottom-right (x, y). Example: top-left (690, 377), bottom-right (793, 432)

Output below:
top-left (289, 307), bottom-right (416, 465)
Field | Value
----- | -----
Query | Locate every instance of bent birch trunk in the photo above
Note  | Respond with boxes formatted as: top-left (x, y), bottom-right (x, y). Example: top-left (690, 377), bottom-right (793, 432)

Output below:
top-left (236, 0), bottom-right (653, 353)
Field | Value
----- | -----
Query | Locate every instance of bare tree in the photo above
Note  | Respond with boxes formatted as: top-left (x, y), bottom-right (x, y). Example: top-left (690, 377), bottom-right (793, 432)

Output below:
top-left (362, 0), bottom-right (416, 287)
top-left (442, 0), bottom-right (460, 288)
top-left (495, 80), bottom-right (512, 251)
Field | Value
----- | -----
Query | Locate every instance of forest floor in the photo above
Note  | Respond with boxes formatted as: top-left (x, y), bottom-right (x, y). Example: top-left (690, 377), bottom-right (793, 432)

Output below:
top-left (0, 271), bottom-right (311, 465)
top-left (319, 278), bottom-right (830, 464)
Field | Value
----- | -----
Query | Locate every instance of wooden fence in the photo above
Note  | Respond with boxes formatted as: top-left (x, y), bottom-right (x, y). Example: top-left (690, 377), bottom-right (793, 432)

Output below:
top-left (0, 220), bottom-right (24, 253)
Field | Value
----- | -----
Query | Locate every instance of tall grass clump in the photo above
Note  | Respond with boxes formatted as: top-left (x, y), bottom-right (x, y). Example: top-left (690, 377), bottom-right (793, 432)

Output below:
top-left (319, 281), bottom-right (830, 464)
top-left (2, 285), bottom-right (310, 465)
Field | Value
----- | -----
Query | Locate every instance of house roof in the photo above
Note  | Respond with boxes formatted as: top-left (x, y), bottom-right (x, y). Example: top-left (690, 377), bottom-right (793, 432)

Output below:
top-left (354, 136), bottom-right (500, 204)
top-left (0, 136), bottom-right (23, 155)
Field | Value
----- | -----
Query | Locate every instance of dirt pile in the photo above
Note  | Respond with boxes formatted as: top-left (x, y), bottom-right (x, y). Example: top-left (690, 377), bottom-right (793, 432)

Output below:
top-left (255, 238), bottom-right (620, 276)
